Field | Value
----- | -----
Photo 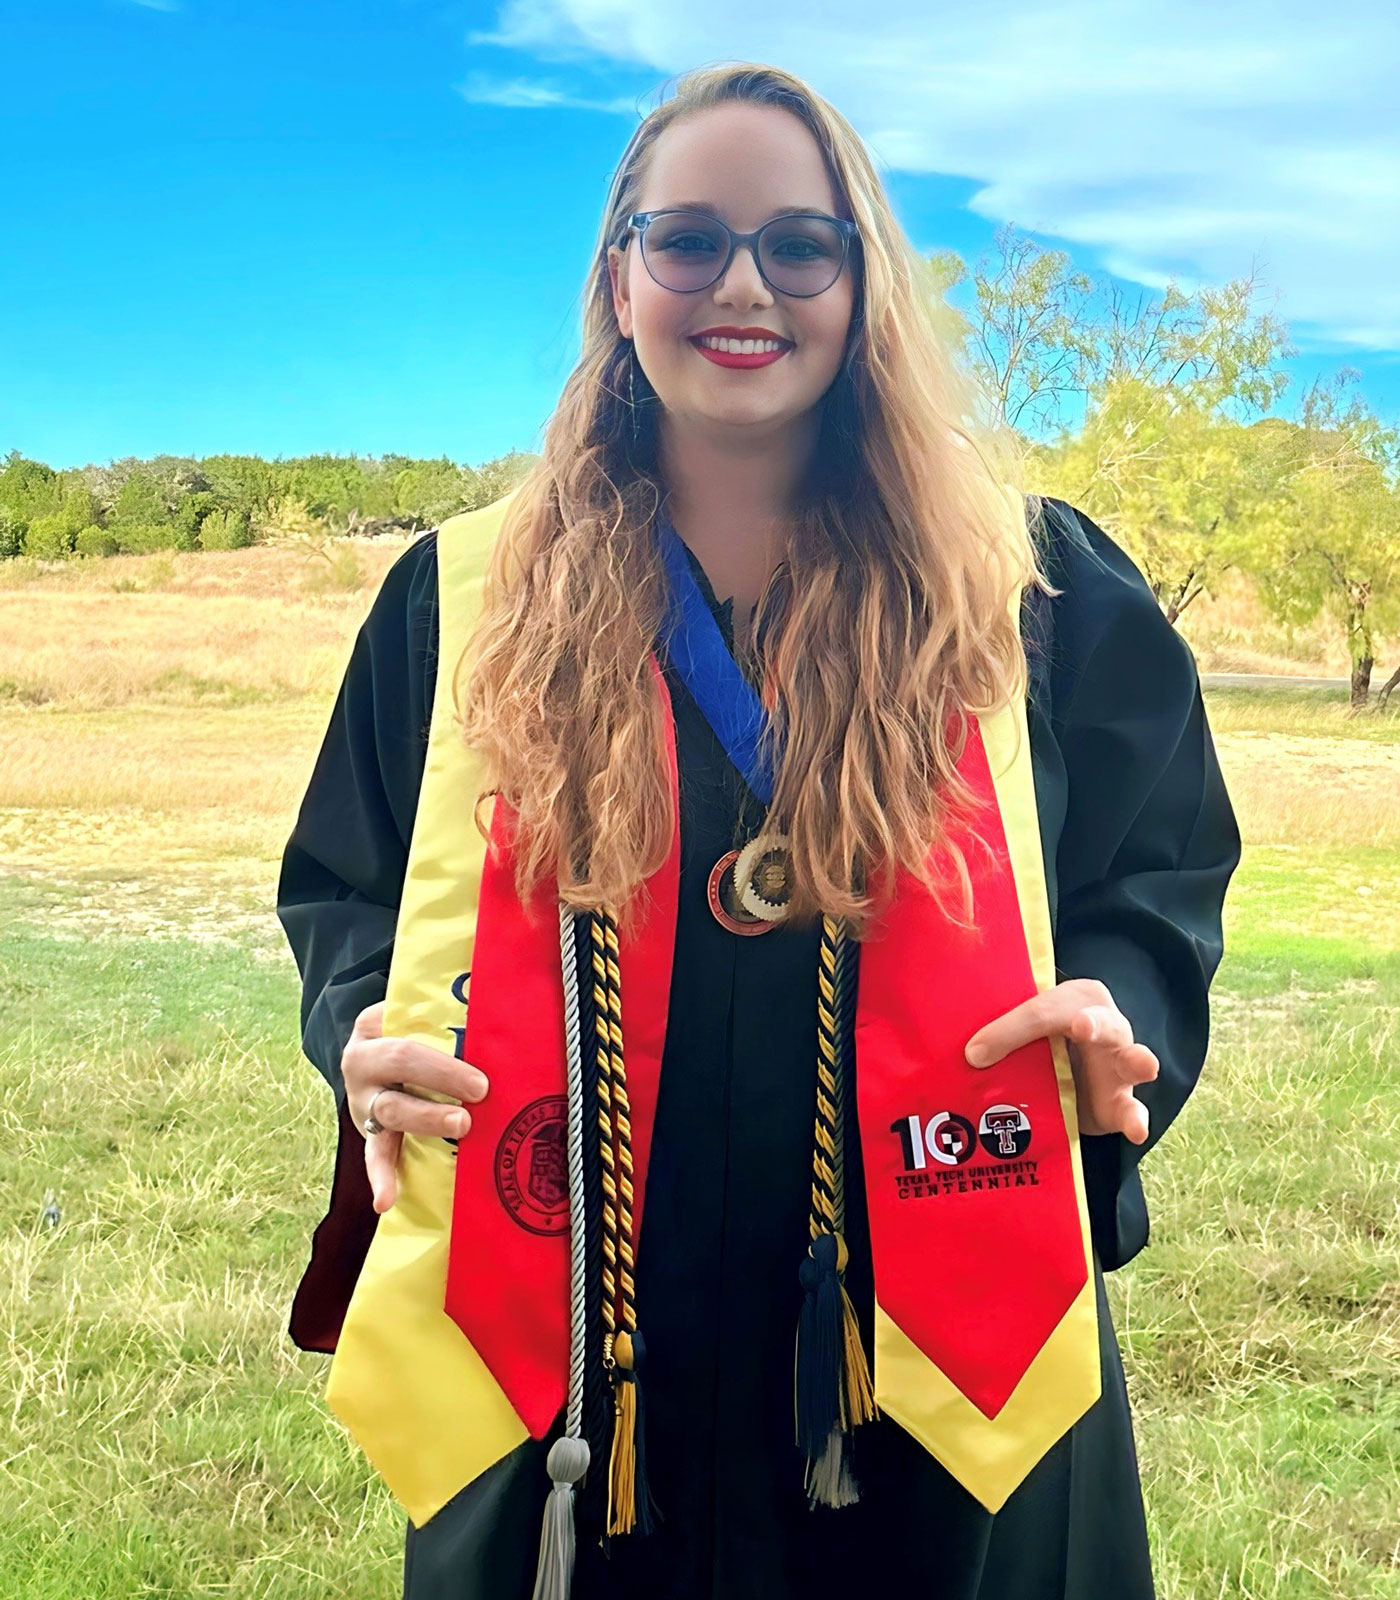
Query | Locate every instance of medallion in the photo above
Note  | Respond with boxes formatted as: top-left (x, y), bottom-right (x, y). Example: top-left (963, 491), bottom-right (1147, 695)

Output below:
top-left (707, 831), bottom-right (793, 935)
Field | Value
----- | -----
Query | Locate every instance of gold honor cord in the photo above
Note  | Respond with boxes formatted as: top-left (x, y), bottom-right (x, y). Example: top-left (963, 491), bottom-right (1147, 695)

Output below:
top-left (589, 910), bottom-right (656, 1538)
top-left (810, 914), bottom-right (842, 1242)
top-left (795, 914), bottom-right (877, 1508)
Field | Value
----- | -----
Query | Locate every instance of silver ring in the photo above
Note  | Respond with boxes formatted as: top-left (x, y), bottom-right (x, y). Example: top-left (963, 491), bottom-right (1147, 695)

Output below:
top-left (363, 1082), bottom-right (403, 1138)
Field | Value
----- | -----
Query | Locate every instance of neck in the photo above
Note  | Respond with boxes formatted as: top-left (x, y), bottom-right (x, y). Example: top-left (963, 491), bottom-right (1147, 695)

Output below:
top-left (657, 410), bottom-right (818, 645)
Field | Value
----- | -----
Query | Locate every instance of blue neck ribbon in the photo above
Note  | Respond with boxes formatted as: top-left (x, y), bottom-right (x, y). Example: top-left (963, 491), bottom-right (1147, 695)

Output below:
top-left (654, 511), bottom-right (778, 807)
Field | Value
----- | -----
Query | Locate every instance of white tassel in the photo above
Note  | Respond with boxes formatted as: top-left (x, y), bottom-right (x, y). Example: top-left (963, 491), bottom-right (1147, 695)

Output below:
top-left (531, 1435), bottom-right (591, 1600)
top-left (805, 1427), bottom-right (860, 1510)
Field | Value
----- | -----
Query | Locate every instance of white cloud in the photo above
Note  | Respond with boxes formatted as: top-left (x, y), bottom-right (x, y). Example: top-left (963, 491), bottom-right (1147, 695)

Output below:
top-left (461, 0), bottom-right (1400, 352)
top-left (456, 71), bottom-right (639, 113)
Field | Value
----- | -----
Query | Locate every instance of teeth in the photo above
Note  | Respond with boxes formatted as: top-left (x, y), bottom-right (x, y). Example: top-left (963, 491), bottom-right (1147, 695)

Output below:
top-left (696, 335), bottom-right (787, 354)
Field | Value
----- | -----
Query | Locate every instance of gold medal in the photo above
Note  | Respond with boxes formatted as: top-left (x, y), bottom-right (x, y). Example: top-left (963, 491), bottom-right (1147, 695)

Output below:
top-left (735, 832), bottom-right (793, 922)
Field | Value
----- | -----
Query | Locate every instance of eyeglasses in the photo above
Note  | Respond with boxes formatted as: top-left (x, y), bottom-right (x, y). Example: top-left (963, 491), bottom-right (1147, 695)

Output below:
top-left (624, 209), bottom-right (859, 299)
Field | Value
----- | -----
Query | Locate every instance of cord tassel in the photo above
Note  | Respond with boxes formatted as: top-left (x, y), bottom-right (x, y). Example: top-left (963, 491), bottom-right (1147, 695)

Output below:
top-left (795, 914), bottom-right (877, 1507)
top-left (532, 1436), bottom-right (591, 1600)
top-left (795, 1231), bottom-right (845, 1455)
top-left (606, 1328), bottom-right (656, 1536)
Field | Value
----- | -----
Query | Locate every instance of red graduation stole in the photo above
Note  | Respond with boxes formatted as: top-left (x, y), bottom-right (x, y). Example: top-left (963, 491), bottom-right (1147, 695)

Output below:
top-left (324, 496), bottom-right (1100, 1528)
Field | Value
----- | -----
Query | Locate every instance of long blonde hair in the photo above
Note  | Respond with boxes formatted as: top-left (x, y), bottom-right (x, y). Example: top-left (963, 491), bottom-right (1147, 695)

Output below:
top-left (457, 61), bottom-right (1054, 937)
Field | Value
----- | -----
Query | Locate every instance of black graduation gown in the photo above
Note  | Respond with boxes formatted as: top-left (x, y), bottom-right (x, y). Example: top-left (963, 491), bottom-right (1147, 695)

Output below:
top-left (276, 498), bottom-right (1243, 1600)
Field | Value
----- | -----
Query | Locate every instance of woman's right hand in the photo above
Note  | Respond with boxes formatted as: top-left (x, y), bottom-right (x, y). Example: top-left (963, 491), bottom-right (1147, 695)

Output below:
top-left (343, 999), bottom-right (490, 1214)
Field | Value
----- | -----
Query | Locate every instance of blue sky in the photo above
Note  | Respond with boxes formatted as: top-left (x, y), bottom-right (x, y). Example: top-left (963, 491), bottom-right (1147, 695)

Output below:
top-left (3, 0), bottom-right (1396, 471)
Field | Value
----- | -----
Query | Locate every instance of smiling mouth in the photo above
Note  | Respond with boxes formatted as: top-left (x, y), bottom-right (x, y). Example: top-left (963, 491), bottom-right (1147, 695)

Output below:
top-left (687, 333), bottom-right (793, 369)
top-left (688, 333), bottom-right (793, 354)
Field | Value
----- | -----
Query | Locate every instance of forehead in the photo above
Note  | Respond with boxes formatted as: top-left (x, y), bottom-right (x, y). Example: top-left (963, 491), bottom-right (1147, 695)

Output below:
top-left (637, 103), bottom-right (841, 225)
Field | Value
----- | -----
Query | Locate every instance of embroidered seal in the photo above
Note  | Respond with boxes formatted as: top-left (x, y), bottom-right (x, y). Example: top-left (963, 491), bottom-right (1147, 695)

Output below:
top-left (494, 1095), bottom-right (570, 1235)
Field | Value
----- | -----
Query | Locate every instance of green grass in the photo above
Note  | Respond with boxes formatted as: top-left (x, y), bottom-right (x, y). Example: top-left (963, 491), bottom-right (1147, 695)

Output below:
top-left (0, 884), bottom-right (405, 1598)
top-left (1116, 848), bottom-right (1400, 1598)
top-left (1, 685), bottom-right (1396, 1597)
top-left (1205, 686), bottom-right (1400, 743)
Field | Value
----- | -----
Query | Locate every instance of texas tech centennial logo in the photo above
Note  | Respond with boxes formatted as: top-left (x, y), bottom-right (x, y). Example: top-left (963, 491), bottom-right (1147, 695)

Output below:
top-left (890, 1104), bottom-right (1037, 1200)
top-left (495, 1096), bottom-right (570, 1235)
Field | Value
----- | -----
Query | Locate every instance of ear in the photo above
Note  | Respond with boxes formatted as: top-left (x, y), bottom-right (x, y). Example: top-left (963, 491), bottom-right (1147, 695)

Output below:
top-left (607, 245), bottom-right (634, 341)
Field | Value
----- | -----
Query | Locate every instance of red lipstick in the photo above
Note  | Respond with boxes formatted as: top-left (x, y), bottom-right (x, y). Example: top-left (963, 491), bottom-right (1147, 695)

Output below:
top-left (688, 325), bottom-right (793, 370)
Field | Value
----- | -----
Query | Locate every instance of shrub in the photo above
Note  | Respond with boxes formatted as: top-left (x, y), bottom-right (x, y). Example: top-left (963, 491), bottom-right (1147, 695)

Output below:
top-left (113, 523), bottom-right (181, 555)
top-left (0, 509), bottom-right (23, 560)
top-left (198, 508), bottom-right (253, 550)
top-left (75, 524), bottom-right (121, 559)
top-left (24, 513), bottom-right (77, 560)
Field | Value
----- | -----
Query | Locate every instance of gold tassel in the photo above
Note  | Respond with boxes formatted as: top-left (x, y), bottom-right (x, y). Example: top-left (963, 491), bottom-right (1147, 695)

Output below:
top-left (607, 1329), bottom-right (638, 1535)
top-left (839, 1280), bottom-right (876, 1430)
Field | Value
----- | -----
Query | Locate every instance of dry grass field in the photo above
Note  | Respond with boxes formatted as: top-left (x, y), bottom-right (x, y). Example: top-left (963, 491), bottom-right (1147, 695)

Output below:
top-left (1, 537), bottom-right (1397, 1598)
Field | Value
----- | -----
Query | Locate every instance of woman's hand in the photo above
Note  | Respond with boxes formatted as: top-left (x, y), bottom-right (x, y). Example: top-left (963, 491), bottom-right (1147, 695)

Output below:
top-left (963, 977), bottom-right (1159, 1145)
top-left (343, 1000), bottom-right (490, 1213)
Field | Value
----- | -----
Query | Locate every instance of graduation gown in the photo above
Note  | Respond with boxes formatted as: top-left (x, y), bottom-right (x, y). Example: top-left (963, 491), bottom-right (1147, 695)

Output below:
top-left (276, 497), bottom-right (1242, 1600)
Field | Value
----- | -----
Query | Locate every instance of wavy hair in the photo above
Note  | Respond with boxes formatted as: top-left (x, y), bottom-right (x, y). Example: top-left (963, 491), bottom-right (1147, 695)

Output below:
top-left (456, 61), bottom-right (1055, 937)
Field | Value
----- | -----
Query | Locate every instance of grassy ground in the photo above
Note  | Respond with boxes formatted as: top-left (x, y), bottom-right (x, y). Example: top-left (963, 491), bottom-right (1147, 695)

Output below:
top-left (0, 543), bottom-right (1397, 1596)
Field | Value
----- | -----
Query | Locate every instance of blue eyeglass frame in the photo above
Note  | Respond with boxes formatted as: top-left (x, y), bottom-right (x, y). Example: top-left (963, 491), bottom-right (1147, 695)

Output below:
top-left (623, 209), bottom-right (861, 298)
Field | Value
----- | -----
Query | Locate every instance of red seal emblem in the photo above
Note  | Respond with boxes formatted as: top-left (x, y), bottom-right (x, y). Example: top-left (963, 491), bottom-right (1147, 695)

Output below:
top-left (707, 849), bottom-right (776, 936)
top-left (494, 1095), bottom-right (570, 1235)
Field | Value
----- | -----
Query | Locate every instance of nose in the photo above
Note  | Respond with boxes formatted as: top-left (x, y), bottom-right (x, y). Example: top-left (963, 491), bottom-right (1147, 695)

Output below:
top-left (712, 241), bottom-right (773, 308)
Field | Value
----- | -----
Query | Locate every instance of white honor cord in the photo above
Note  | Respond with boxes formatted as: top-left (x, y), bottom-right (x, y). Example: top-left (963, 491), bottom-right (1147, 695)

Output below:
top-left (530, 909), bottom-right (591, 1600)
top-left (559, 899), bottom-right (587, 1440)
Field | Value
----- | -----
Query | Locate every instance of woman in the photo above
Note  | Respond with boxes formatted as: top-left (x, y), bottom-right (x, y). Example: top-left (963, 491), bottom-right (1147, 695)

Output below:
top-left (277, 62), bottom-right (1241, 1600)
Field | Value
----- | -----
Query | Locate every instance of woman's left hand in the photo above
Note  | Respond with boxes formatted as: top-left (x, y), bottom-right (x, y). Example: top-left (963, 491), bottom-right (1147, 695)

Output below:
top-left (963, 978), bottom-right (1160, 1145)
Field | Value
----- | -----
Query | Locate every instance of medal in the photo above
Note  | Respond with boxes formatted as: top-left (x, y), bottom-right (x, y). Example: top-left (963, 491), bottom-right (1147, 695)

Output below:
top-left (706, 831), bottom-right (793, 935)
top-left (655, 510), bottom-right (796, 937)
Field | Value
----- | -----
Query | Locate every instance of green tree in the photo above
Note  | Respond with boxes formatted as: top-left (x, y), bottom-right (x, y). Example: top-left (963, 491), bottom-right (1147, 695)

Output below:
top-left (991, 247), bottom-right (1295, 623)
top-left (471, 450), bottom-right (536, 508)
top-left (394, 457), bottom-right (481, 528)
top-left (1046, 382), bottom-right (1287, 623)
top-left (112, 469), bottom-right (173, 529)
top-left (200, 455), bottom-right (279, 530)
top-left (0, 452), bottom-right (62, 548)
top-left (931, 224), bottom-right (1097, 438)
top-left (1246, 374), bottom-right (1400, 707)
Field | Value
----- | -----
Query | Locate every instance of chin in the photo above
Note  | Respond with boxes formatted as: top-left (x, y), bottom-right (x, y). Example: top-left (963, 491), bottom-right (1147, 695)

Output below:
top-left (696, 394), bottom-right (801, 428)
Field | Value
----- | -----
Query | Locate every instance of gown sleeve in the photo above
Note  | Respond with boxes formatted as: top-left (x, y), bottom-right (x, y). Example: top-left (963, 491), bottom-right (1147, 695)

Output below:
top-left (1040, 499), bottom-right (1243, 1271)
top-left (274, 531), bottom-right (440, 1352)
top-left (275, 531), bottom-right (440, 1113)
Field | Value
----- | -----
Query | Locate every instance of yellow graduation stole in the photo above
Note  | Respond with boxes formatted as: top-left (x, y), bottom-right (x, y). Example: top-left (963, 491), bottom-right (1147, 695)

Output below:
top-left (321, 493), bottom-right (1100, 1530)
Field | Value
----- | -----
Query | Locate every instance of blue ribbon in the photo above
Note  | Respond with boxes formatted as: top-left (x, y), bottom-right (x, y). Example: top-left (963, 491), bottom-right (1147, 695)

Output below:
top-left (655, 511), bottom-right (777, 806)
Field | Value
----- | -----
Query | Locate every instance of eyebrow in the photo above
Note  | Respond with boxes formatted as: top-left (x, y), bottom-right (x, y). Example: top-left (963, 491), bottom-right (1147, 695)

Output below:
top-left (662, 201), bottom-right (833, 221)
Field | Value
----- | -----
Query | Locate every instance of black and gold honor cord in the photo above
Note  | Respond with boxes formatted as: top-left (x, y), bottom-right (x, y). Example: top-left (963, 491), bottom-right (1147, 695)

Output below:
top-left (590, 909), bottom-right (657, 1538)
top-left (794, 913), bottom-right (877, 1507)
top-left (554, 903), bottom-right (873, 1556)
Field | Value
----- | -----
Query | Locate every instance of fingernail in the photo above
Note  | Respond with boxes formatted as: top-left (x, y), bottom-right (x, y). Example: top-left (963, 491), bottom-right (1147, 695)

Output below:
top-left (467, 1072), bottom-right (489, 1101)
top-left (453, 1112), bottom-right (470, 1138)
top-left (966, 1043), bottom-right (989, 1067)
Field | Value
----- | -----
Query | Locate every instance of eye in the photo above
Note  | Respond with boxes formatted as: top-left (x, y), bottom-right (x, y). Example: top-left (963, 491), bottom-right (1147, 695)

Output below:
top-left (657, 232), bottom-right (719, 254)
top-left (769, 231), bottom-right (836, 260)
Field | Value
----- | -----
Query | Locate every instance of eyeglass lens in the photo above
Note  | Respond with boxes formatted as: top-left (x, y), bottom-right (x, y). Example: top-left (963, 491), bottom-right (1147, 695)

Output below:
top-left (640, 212), bottom-right (845, 296)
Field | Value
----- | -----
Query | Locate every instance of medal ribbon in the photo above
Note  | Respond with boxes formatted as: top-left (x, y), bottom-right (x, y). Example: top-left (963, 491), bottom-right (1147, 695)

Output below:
top-left (655, 511), bottom-right (777, 805)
